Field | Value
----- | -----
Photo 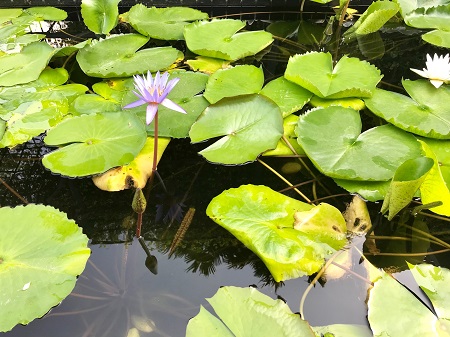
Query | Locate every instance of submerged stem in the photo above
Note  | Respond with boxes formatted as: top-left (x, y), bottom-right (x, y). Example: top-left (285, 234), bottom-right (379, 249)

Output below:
top-left (257, 158), bottom-right (313, 204)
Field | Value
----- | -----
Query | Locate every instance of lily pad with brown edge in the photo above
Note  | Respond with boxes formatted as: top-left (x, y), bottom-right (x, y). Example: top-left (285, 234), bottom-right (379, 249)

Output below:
top-left (206, 184), bottom-right (347, 282)
top-left (0, 204), bottom-right (90, 332)
top-left (92, 137), bottom-right (170, 191)
top-left (42, 111), bottom-right (147, 177)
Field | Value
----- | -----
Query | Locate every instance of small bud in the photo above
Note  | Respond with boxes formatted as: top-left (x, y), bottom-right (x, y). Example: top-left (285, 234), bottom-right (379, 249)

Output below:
top-left (132, 188), bottom-right (147, 214)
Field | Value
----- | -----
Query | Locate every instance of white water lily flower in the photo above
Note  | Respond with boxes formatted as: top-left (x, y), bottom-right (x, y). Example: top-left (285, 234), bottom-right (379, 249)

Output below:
top-left (410, 53), bottom-right (450, 88)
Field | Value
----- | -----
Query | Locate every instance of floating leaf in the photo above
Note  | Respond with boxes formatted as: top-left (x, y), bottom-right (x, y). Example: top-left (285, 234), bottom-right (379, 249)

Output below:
top-left (184, 19), bottom-right (273, 61)
top-left (203, 65), bottom-right (264, 104)
top-left (186, 56), bottom-right (231, 74)
top-left (25, 6), bottom-right (68, 21)
top-left (92, 137), bottom-right (170, 191)
top-left (309, 96), bottom-right (365, 110)
top-left (207, 185), bottom-right (347, 281)
top-left (189, 94), bottom-right (283, 165)
top-left (285, 52), bottom-right (382, 99)
top-left (334, 179), bottom-right (390, 201)
top-left (81, 0), bottom-right (120, 34)
top-left (259, 76), bottom-right (313, 117)
top-left (0, 42), bottom-right (55, 86)
top-left (76, 34), bottom-right (183, 78)
top-left (0, 9), bottom-right (23, 25)
top-left (364, 80), bottom-right (450, 139)
top-left (126, 4), bottom-right (208, 40)
top-left (296, 106), bottom-right (422, 181)
top-left (404, 4), bottom-right (450, 30)
top-left (263, 115), bottom-right (305, 156)
top-left (0, 204), bottom-right (90, 332)
top-left (419, 140), bottom-right (450, 216)
top-left (313, 324), bottom-right (373, 337)
top-left (381, 157), bottom-right (434, 220)
top-left (344, 1), bottom-right (399, 38)
top-left (368, 269), bottom-right (448, 337)
top-left (186, 287), bottom-right (315, 337)
top-left (422, 29), bottom-right (450, 48)
top-left (42, 112), bottom-right (147, 177)
top-left (409, 263), bottom-right (450, 320)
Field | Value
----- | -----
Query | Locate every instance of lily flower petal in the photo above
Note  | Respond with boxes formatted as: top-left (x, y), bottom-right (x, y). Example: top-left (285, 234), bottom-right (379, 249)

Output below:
top-left (146, 103), bottom-right (158, 125)
top-left (410, 53), bottom-right (450, 88)
top-left (161, 98), bottom-right (187, 114)
top-left (124, 71), bottom-right (186, 125)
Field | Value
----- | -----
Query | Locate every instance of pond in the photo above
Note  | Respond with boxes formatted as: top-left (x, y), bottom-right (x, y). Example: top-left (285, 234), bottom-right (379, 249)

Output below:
top-left (1, 1), bottom-right (450, 337)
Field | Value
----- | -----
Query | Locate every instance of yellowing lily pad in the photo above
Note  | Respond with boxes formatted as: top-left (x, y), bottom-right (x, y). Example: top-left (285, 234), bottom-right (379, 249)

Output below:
top-left (0, 204), bottom-right (90, 332)
top-left (92, 137), bottom-right (171, 191)
top-left (419, 140), bottom-right (450, 216)
top-left (206, 185), bottom-right (347, 282)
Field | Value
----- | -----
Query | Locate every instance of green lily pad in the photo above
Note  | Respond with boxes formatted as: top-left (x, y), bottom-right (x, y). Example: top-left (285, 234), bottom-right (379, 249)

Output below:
top-left (344, 0), bottom-right (399, 39)
top-left (418, 137), bottom-right (450, 185)
top-left (189, 94), bottom-right (283, 165)
top-left (184, 19), bottom-right (273, 61)
top-left (263, 114), bottom-right (305, 156)
top-left (126, 4), bottom-right (208, 40)
top-left (76, 34), bottom-right (183, 78)
top-left (81, 0), bottom-right (120, 34)
top-left (296, 106), bottom-right (422, 181)
top-left (186, 286), bottom-right (315, 337)
top-left (422, 29), bottom-right (450, 48)
top-left (206, 185), bottom-right (347, 282)
top-left (0, 13), bottom-right (34, 44)
top-left (309, 96), bottom-right (365, 110)
top-left (368, 266), bottom-right (450, 337)
top-left (0, 9), bottom-right (23, 25)
top-left (25, 6), bottom-right (68, 21)
top-left (0, 204), bottom-right (90, 332)
top-left (204, 65), bottom-right (264, 104)
top-left (285, 52), bottom-right (382, 99)
top-left (381, 156), bottom-right (434, 220)
top-left (42, 111), bottom-right (147, 177)
top-left (333, 179), bottom-right (390, 201)
top-left (409, 263), bottom-right (450, 320)
top-left (404, 4), bottom-right (450, 30)
top-left (365, 80), bottom-right (450, 139)
top-left (71, 94), bottom-right (121, 115)
top-left (419, 140), bottom-right (450, 216)
top-left (0, 41), bottom-right (55, 86)
top-left (259, 76), bottom-right (313, 117)
top-left (0, 99), bottom-right (69, 148)
top-left (122, 70), bottom-right (210, 138)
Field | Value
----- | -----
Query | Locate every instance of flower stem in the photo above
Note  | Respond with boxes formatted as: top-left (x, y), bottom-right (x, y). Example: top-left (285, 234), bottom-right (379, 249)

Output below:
top-left (136, 111), bottom-right (159, 238)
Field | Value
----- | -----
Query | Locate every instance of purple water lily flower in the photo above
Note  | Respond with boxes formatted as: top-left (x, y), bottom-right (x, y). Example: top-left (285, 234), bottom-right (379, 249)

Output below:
top-left (124, 71), bottom-right (186, 125)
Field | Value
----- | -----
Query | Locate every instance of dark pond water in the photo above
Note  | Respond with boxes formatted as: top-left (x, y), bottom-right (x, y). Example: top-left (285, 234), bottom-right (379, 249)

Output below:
top-left (1, 6), bottom-right (449, 337)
